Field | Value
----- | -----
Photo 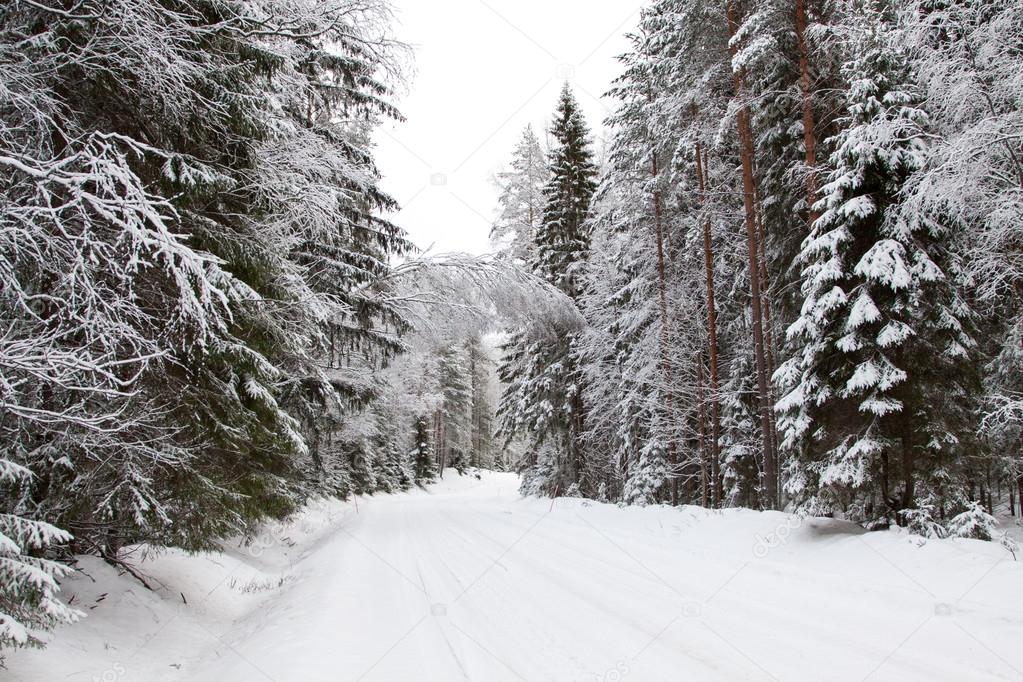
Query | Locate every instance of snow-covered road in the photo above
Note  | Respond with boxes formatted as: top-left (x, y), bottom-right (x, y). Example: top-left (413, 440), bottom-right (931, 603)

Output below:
top-left (8, 471), bottom-right (1023, 681)
top-left (191, 472), bottom-right (1021, 682)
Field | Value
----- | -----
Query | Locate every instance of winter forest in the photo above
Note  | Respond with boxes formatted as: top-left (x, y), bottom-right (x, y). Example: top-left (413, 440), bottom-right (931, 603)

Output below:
top-left (3, 0), bottom-right (1023, 679)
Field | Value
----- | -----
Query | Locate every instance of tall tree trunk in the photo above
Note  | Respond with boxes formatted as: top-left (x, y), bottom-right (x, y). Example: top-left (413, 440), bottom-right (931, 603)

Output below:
top-left (696, 143), bottom-right (724, 507)
top-left (754, 194), bottom-right (782, 499)
top-left (470, 348), bottom-right (478, 468)
top-left (651, 153), bottom-right (679, 506)
top-left (795, 0), bottom-right (819, 223)
top-left (789, 0), bottom-right (820, 501)
top-left (434, 410), bottom-right (446, 478)
top-left (698, 355), bottom-right (710, 507)
top-left (726, 0), bottom-right (778, 509)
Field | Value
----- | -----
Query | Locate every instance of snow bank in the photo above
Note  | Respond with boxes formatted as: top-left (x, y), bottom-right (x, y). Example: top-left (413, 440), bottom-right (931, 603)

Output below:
top-left (3, 494), bottom-right (355, 681)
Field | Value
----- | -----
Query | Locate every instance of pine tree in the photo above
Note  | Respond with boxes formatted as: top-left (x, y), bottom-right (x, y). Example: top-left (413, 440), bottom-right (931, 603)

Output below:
top-left (491, 125), bottom-right (549, 264)
top-left (775, 4), bottom-right (976, 522)
top-left (576, 30), bottom-right (696, 505)
top-left (724, 0), bottom-right (780, 509)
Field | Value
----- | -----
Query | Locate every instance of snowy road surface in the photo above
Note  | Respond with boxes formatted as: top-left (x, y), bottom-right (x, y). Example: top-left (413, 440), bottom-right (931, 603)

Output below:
top-left (8, 471), bottom-right (1023, 681)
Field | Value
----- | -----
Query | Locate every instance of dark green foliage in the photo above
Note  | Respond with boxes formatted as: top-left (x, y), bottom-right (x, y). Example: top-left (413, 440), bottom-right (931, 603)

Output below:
top-left (534, 85), bottom-right (599, 301)
top-left (0, 0), bottom-right (417, 647)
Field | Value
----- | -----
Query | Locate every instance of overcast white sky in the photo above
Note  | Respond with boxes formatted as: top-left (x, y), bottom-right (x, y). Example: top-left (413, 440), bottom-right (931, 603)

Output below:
top-left (373, 0), bottom-right (639, 256)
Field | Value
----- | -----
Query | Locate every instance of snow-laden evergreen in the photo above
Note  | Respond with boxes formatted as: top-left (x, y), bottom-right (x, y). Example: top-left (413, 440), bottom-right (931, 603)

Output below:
top-left (775, 4), bottom-right (977, 523)
top-left (905, 0), bottom-right (1023, 500)
top-left (491, 125), bottom-right (550, 264)
top-left (0, 0), bottom-right (416, 648)
top-left (498, 85), bottom-right (598, 496)
top-left (534, 85), bottom-right (599, 301)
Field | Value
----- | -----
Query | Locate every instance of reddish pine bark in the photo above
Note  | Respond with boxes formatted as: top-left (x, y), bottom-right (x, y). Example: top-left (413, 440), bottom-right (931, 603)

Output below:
top-left (652, 153), bottom-right (679, 506)
top-left (726, 0), bottom-right (778, 509)
top-left (696, 143), bottom-right (724, 507)
top-left (795, 0), bottom-right (820, 223)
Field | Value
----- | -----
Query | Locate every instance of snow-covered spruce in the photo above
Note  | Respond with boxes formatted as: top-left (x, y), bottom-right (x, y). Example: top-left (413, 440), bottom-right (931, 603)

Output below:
top-left (774, 6), bottom-right (977, 524)
top-left (0, 0), bottom-right (412, 647)
top-left (498, 84), bottom-right (599, 496)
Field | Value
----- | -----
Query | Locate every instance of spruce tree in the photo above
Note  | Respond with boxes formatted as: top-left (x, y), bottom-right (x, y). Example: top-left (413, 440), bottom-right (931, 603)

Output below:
top-left (534, 85), bottom-right (599, 301)
top-left (498, 85), bottom-right (598, 495)
top-left (0, 0), bottom-right (412, 645)
top-left (775, 4), bottom-right (976, 522)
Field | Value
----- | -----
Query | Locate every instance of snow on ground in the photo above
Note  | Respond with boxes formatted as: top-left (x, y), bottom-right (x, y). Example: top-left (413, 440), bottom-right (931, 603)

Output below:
top-left (6, 471), bottom-right (1023, 681)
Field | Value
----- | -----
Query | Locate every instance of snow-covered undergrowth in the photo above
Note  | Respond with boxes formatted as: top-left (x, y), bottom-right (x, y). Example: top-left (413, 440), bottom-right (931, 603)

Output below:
top-left (2, 496), bottom-right (354, 680)
top-left (6, 471), bottom-right (1022, 681)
